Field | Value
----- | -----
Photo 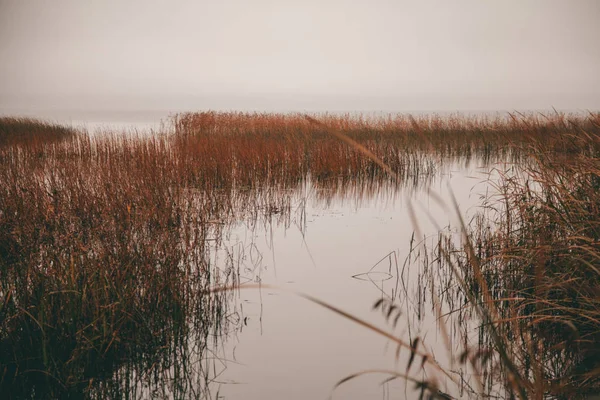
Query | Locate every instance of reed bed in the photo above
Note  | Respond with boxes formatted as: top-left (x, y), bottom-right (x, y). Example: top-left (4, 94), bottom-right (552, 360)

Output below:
top-left (1, 111), bottom-right (599, 398)
top-left (174, 111), bottom-right (599, 169)
top-left (0, 133), bottom-right (241, 398)
top-left (0, 118), bottom-right (77, 147)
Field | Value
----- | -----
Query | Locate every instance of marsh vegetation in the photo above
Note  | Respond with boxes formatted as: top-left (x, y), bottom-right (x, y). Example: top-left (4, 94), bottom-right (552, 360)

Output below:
top-left (0, 112), bottom-right (598, 399)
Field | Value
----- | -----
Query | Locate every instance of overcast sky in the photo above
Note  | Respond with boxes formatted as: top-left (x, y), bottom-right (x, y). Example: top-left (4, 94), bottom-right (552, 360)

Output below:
top-left (0, 0), bottom-right (599, 113)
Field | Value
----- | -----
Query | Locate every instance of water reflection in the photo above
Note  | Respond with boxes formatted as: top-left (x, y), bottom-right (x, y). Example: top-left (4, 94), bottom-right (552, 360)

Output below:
top-left (212, 161), bottom-right (495, 400)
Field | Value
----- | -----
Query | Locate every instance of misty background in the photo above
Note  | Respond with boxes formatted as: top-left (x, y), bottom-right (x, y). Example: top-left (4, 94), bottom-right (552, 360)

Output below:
top-left (0, 0), bottom-right (599, 122)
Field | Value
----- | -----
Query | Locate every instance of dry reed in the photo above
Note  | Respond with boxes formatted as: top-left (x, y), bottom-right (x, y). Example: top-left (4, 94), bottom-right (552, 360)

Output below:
top-left (2, 111), bottom-right (599, 399)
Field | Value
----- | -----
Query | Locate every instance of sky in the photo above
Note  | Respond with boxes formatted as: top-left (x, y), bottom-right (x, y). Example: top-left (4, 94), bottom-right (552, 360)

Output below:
top-left (0, 0), bottom-right (599, 114)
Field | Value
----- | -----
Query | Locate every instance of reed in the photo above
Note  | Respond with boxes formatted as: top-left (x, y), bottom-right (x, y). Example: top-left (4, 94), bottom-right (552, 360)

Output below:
top-left (0, 130), bottom-right (238, 398)
top-left (404, 117), bottom-right (600, 399)
top-left (1, 111), bottom-right (599, 398)
top-left (0, 117), bottom-right (77, 147)
top-left (173, 111), bottom-right (599, 164)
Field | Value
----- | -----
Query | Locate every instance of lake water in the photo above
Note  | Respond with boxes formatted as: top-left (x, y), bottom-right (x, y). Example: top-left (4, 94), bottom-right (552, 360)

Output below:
top-left (207, 162), bottom-right (501, 400)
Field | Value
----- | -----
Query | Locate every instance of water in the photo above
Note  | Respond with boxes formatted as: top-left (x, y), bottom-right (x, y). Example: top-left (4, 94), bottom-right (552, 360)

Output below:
top-left (210, 162), bottom-right (497, 399)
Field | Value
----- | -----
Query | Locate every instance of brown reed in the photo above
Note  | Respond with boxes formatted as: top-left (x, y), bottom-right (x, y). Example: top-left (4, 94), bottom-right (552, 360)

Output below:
top-left (1, 111), bottom-right (599, 399)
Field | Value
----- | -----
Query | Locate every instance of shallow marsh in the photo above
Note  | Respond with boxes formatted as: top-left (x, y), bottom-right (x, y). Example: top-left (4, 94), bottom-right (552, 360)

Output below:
top-left (1, 112), bottom-right (598, 399)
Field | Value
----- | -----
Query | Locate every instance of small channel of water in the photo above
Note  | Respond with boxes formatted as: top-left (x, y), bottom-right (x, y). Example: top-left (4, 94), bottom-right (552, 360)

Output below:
top-left (208, 161), bottom-right (502, 400)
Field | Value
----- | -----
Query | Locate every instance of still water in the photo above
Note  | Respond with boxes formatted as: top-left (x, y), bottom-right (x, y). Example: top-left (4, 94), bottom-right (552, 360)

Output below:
top-left (209, 163), bottom-right (498, 400)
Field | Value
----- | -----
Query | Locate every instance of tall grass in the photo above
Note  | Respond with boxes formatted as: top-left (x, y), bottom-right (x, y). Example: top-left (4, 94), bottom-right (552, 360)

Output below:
top-left (174, 111), bottom-right (599, 165)
top-left (1, 111), bottom-right (599, 398)
top-left (0, 117), bottom-right (77, 147)
top-left (0, 130), bottom-right (239, 398)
